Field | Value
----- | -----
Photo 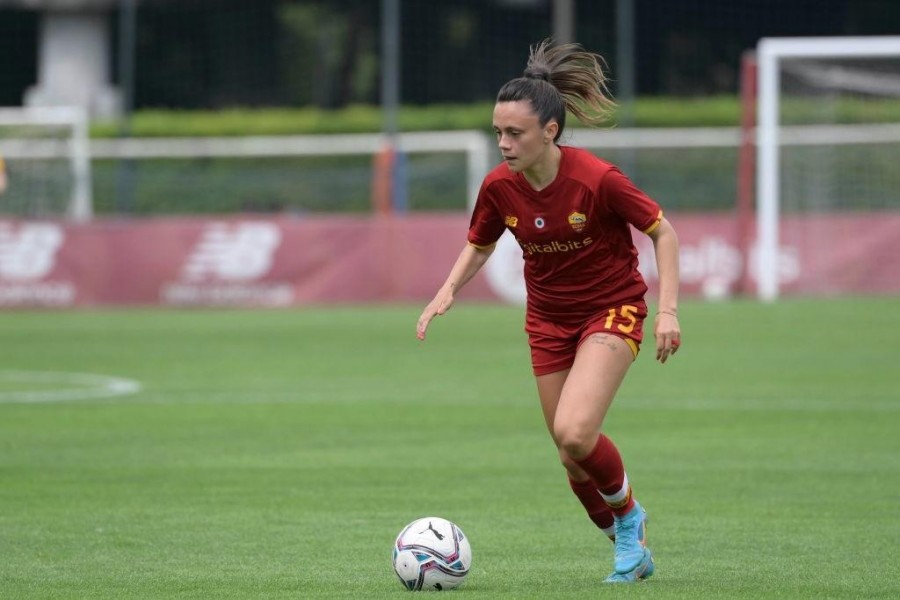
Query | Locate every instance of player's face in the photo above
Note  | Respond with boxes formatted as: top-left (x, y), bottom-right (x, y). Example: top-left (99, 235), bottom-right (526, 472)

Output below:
top-left (492, 101), bottom-right (555, 174)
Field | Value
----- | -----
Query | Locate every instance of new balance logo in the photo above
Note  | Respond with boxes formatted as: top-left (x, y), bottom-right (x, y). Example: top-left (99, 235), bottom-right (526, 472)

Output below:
top-left (0, 223), bottom-right (64, 280)
top-left (181, 222), bottom-right (281, 281)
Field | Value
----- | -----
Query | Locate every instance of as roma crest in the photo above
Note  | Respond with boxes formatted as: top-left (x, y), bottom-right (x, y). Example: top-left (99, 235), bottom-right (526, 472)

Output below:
top-left (568, 211), bottom-right (587, 232)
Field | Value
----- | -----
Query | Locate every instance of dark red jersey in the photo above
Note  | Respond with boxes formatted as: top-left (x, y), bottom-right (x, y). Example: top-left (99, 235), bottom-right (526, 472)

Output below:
top-left (468, 145), bottom-right (662, 322)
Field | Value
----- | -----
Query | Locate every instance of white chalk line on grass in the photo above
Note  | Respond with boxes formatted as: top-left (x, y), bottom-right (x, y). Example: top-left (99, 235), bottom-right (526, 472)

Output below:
top-left (0, 371), bottom-right (142, 403)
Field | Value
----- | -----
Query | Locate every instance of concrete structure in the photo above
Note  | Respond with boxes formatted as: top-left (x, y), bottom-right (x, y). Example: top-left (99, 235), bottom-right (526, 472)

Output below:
top-left (2, 0), bottom-right (121, 118)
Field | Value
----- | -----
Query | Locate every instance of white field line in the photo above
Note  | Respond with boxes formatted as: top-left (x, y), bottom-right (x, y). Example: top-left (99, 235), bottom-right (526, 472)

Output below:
top-left (0, 371), bottom-right (141, 403)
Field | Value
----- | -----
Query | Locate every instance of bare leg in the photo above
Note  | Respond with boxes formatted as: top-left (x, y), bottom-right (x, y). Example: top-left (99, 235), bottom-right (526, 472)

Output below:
top-left (553, 333), bottom-right (634, 460)
top-left (535, 367), bottom-right (589, 479)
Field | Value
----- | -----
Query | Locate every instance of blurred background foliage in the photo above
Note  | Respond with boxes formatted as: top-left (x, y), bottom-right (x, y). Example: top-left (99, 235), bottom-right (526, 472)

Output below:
top-left (1, 0), bottom-right (898, 215)
top-left (86, 97), bottom-right (900, 138)
top-left (3, 0), bottom-right (900, 114)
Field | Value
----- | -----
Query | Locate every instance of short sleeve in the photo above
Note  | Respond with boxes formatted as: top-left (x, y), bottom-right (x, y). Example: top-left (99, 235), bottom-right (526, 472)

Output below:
top-left (467, 180), bottom-right (506, 248)
top-left (601, 167), bottom-right (663, 234)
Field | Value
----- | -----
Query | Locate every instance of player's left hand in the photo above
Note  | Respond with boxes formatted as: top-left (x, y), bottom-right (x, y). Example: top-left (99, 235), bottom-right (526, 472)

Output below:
top-left (654, 312), bottom-right (681, 364)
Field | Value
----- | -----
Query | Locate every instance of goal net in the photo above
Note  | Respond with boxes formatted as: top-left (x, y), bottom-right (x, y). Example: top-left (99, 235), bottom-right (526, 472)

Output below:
top-left (756, 36), bottom-right (900, 300)
top-left (0, 107), bottom-right (92, 221)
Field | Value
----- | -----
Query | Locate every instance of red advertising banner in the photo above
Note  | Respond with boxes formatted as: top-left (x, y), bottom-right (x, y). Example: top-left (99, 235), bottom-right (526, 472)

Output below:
top-left (0, 213), bottom-right (898, 307)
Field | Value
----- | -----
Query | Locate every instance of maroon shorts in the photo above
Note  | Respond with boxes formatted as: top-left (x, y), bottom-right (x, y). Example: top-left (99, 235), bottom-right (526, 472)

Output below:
top-left (526, 300), bottom-right (648, 376)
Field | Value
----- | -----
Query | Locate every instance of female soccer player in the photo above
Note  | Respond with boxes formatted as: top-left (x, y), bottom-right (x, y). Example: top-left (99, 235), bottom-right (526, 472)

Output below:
top-left (416, 40), bottom-right (681, 584)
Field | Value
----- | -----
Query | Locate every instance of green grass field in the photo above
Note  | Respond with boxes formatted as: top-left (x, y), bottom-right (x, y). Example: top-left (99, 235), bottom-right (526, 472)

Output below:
top-left (1, 299), bottom-right (898, 599)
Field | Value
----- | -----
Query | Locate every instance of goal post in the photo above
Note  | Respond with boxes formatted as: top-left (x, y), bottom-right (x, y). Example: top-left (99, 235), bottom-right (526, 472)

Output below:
top-left (0, 106), bottom-right (92, 221)
top-left (755, 36), bottom-right (900, 301)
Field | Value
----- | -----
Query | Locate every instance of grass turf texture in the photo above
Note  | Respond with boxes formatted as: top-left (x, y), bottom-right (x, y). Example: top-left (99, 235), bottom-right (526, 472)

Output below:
top-left (0, 299), bottom-right (897, 599)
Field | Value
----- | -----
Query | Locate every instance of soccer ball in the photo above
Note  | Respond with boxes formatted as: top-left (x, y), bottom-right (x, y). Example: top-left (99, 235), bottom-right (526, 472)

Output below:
top-left (392, 516), bottom-right (472, 591)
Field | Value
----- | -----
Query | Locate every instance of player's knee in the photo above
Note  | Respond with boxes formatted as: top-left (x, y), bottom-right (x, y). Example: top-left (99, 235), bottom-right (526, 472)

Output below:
top-left (554, 424), bottom-right (595, 460)
top-left (558, 448), bottom-right (581, 473)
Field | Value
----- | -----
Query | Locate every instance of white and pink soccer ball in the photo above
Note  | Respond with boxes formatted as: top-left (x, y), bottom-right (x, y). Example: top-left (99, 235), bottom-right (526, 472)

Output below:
top-left (392, 517), bottom-right (472, 591)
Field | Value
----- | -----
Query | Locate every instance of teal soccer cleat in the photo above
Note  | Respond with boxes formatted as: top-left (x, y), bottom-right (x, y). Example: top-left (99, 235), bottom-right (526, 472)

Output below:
top-left (604, 500), bottom-right (654, 582)
top-left (604, 550), bottom-right (654, 583)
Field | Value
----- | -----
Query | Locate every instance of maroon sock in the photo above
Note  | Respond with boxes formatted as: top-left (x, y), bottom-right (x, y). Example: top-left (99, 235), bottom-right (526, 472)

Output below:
top-left (567, 476), bottom-right (615, 537)
top-left (573, 434), bottom-right (635, 516)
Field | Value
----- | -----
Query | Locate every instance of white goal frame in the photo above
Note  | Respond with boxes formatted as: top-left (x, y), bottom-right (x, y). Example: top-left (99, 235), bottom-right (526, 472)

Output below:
top-left (90, 130), bottom-right (494, 215)
top-left (756, 36), bottom-right (900, 301)
top-left (0, 106), bottom-right (92, 221)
